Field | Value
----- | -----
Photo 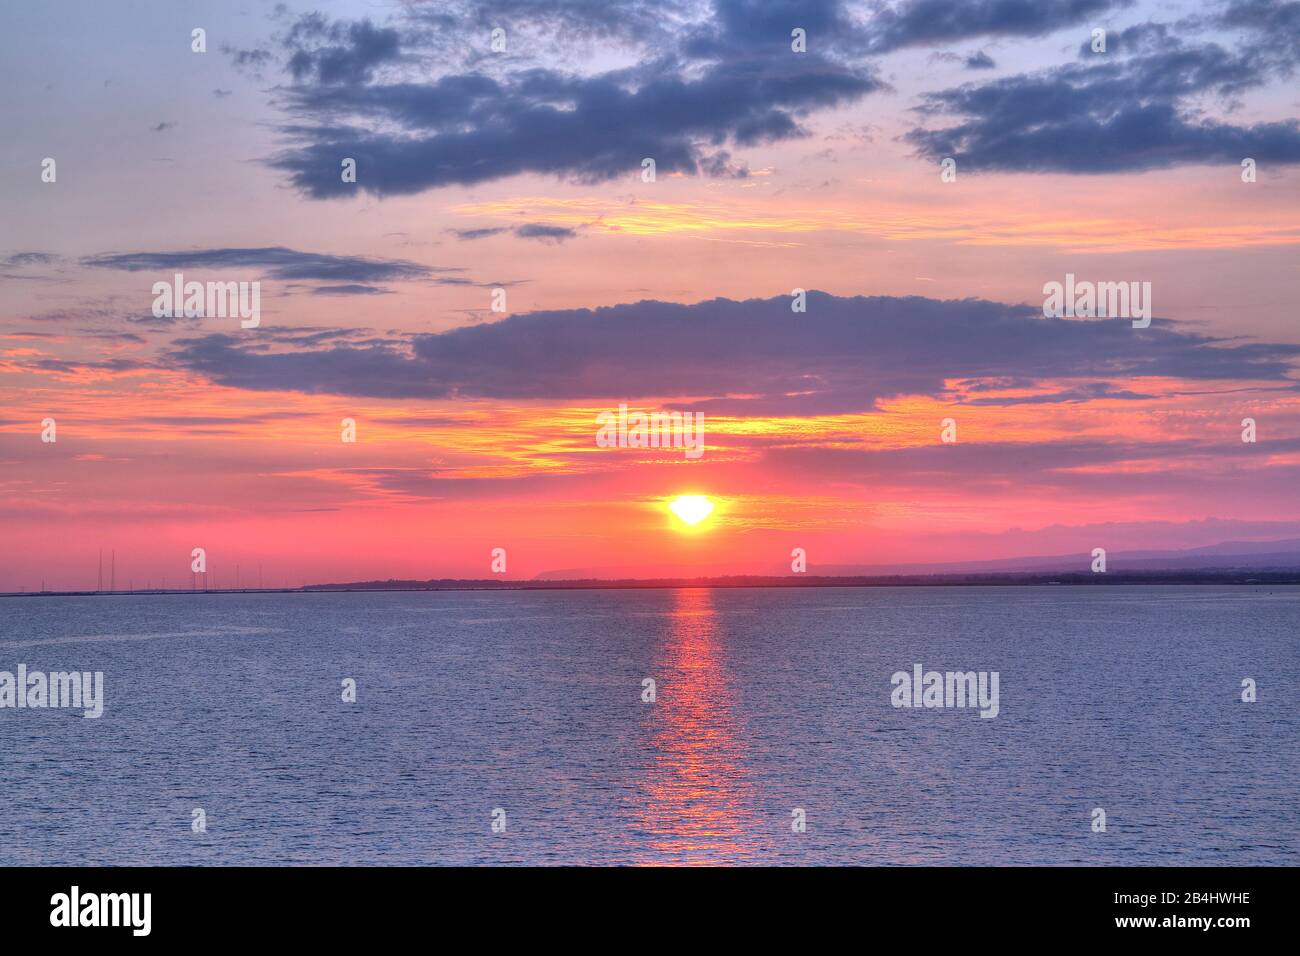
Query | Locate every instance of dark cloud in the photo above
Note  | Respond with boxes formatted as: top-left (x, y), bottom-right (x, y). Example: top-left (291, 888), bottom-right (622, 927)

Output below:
top-left (961, 382), bottom-right (1156, 405)
top-left (683, 0), bottom-right (874, 56)
top-left (450, 223), bottom-right (579, 242)
top-left (128, 313), bottom-right (194, 328)
top-left (20, 357), bottom-right (155, 376)
top-left (1212, 0), bottom-right (1300, 71)
top-left (217, 326), bottom-right (403, 349)
top-left (272, 55), bottom-right (881, 196)
top-left (167, 292), bottom-right (1300, 411)
top-left (430, 275), bottom-right (530, 288)
top-left (451, 227), bottom-right (510, 241)
top-left (232, 2), bottom-right (1300, 186)
top-left (284, 15), bottom-right (403, 85)
top-left (79, 330), bottom-right (148, 344)
top-left (411, 0), bottom-right (702, 48)
top-left (19, 306), bottom-right (168, 327)
top-left (698, 149), bottom-right (750, 177)
top-left (513, 223), bottom-right (578, 242)
top-left (1, 251), bottom-right (62, 280)
top-left (2, 252), bottom-right (58, 267)
top-left (908, 27), bottom-right (1300, 172)
top-left (151, 121), bottom-right (177, 133)
top-left (310, 284), bottom-right (393, 296)
top-left (223, 45), bottom-right (274, 73)
top-left (1074, 21), bottom-right (1180, 58)
top-left (259, 5), bottom-right (883, 197)
top-left (82, 246), bottom-right (448, 283)
top-left (866, 0), bottom-right (1131, 54)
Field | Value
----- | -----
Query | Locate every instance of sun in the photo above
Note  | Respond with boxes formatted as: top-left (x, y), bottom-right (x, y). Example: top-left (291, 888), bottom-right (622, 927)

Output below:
top-left (669, 495), bottom-right (714, 526)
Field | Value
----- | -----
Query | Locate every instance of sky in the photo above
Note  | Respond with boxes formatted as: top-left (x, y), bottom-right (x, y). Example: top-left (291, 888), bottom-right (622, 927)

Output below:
top-left (2, 0), bottom-right (1299, 588)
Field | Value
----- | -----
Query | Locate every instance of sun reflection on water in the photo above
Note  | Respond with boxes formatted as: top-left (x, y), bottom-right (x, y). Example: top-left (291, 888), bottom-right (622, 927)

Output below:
top-left (629, 588), bottom-right (760, 864)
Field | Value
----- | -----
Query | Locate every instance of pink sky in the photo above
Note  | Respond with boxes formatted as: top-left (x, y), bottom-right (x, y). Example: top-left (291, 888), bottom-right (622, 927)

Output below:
top-left (2, 0), bottom-right (1299, 588)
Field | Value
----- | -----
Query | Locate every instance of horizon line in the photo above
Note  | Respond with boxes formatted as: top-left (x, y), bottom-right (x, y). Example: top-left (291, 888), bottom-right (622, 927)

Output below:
top-left (6, 568), bottom-right (1300, 599)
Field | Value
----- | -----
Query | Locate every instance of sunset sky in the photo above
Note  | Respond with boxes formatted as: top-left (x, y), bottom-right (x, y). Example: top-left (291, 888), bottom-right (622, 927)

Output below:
top-left (2, 0), bottom-right (1299, 589)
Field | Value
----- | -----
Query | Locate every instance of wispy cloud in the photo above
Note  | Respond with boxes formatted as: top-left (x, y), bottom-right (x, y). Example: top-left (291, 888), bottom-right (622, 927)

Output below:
top-left (908, 18), bottom-right (1300, 172)
top-left (866, 0), bottom-right (1133, 53)
top-left (452, 223), bottom-right (579, 243)
top-left (82, 246), bottom-right (451, 283)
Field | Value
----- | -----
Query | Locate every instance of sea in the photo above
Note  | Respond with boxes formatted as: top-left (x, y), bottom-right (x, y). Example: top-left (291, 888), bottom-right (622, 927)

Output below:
top-left (1, 586), bottom-right (1296, 865)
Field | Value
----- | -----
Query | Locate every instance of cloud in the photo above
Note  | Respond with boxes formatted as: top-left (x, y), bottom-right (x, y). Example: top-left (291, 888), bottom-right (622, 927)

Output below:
top-left (908, 25), bottom-right (1300, 172)
top-left (961, 382), bottom-right (1156, 405)
top-left (1211, 0), bottom-right (1300, 71)
top-left (413, 0), bottom-right (702, 46)
top-left (261, 8), bottom-right (883, 197)
top-left (222, 45), bottom-right (274, 74)
top-left (512, 223), bottom-right (578, 242)
top-left (18, 305), bottom-right (174, 327)
top-left (451, 227), bottom-right (510, 241)
top-left (3, 252), bottom-right (58, 267)
top-left (167, 292), bottom-right (1300, 411)
top-left (686, 0), bottom-right (874, 56)
top-left (128, 313), bottom-right (194, 327)
top-left (866, 0), bottom-right (1132, 53)
top-left (272, 58), bottom-right (881, 196)
top-left (965, 50), bottom-right (996, 70)
top-left (698, 149), bottom-right (750, 177)
top-left (82, 246), bottom-right (448, 283)
top-left (16, 356), bottom-right (155, 377)
top-left (451, 223), bottom-right (578, 242)
top-left (0, 252), bottom-right (64, 281)
top-left (310, 284), bottom-right (394, 296)
top-left (151, 121), bottom-right (177, 133)
top-left (74, 330), bottom-right (147, 344)
top-left (283, 15), bottom-right (403, 85)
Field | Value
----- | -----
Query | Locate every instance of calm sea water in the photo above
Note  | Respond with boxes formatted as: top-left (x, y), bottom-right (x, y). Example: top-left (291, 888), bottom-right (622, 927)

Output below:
top-left (0, 586), bottom-right (1296, 865)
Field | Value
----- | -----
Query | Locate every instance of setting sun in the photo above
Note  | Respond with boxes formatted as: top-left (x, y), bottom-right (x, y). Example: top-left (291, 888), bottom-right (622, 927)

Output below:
top-left (669, 495), bottom-right (714, 526)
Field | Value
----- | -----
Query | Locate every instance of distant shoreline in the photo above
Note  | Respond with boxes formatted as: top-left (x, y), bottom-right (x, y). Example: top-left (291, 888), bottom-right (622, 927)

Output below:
top-left (5, 570), bottom-right (1300, 597)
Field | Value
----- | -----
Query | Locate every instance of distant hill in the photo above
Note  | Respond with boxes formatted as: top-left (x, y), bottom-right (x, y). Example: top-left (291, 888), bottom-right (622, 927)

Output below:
top-left (528, 538), bottom-right (1300, 581)
top-left (265, 538), bottom-right (1300, 592)
top-left (803, 539), bottom-right (1300, 576)
top-left (303, 571), bottom-right (1300, 592)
